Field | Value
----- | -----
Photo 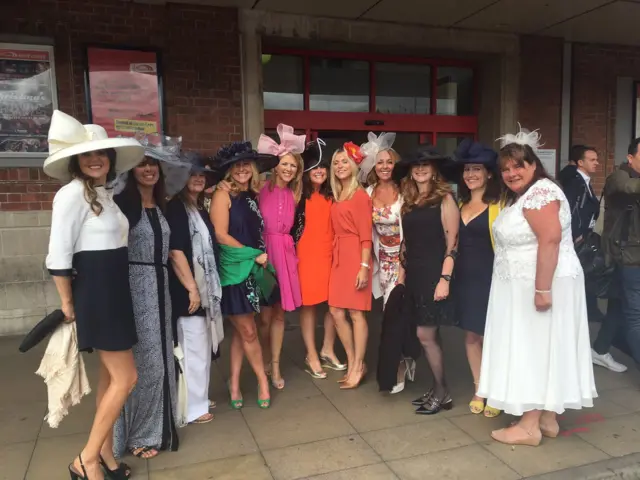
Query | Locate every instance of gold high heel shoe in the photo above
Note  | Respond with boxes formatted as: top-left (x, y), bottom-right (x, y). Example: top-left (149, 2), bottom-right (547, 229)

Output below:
top-left (340, 365), bottom-right (367, 390)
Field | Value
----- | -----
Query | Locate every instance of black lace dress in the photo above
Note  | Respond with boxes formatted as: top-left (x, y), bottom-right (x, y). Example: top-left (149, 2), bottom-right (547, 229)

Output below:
top-left (402, 201), bottom-right (455, 326)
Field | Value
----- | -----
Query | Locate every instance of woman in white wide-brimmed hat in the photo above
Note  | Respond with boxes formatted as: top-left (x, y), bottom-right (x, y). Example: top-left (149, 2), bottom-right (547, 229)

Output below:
top-left (44, 110), bottom-right (144, 480)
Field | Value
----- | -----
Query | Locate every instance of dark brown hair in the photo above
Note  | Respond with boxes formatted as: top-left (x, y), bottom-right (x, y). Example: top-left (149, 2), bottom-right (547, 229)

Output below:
top-left (457, 164), bottom-right (503, 205)
top-left (301, 165), bottom-right (333, 201)
top-left (499, 143), bottom-right (553, 205)
top-left (122, 158), bottom-right (167, 212)
top-left (68, 148), bottom-right (117, 215)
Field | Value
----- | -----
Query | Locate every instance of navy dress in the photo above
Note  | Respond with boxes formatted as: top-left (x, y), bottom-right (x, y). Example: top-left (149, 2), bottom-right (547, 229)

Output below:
top-left (455, 208), bottom-right (494, 336)
top-left (220, 191), bottom-right (278, 315)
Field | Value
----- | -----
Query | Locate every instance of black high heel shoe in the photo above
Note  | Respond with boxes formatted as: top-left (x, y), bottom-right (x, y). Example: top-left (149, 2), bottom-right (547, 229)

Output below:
top-left (100, 455), bottom-right (131, 479)
top-left (68, 454), bottom-right (88, 480)
top-left (411, 389), bottom-right (434, 406)
top-left (415, 393), bottom-right (453, 415)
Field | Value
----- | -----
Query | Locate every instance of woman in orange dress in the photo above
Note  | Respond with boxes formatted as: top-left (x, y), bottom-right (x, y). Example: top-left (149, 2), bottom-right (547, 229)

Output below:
top-left (328, 142), bottom-right (373, 389)
top-left (293, 140), bottom-right (346, 378)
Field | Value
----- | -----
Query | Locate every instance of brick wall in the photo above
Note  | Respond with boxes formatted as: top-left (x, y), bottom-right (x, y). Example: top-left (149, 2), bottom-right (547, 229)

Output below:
top-left (517, 35), bottom-right (564, 165)
top-left (572, 43), bottom-right (640, 191)
top-left (0, 0), bottom-right (242, 211)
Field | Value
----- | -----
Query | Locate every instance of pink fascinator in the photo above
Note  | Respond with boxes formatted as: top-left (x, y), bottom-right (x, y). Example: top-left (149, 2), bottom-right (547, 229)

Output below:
top-left (257, 123), bottom-right (306, 157)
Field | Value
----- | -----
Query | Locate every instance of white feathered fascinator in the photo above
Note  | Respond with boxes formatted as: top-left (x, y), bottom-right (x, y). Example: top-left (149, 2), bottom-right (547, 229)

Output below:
top-left (357, 131), bottom-right (396, 184)
top-left (497, 123), bottom-right (543, 152)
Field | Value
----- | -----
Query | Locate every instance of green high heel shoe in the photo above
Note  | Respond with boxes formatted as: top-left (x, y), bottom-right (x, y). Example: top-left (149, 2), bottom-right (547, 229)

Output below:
top-left (257, 397), bottom-right (271, 409)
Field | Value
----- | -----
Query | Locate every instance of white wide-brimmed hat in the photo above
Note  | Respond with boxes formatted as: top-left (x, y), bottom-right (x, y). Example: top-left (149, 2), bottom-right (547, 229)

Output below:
top-left (43, 110), bottom-right (144, 182)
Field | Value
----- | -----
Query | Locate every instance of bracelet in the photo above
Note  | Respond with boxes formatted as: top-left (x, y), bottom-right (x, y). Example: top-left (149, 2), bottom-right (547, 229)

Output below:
top-left (535, 289), bottom-right (551, 294)
top-left (360, 262), bottom-right (370, 269)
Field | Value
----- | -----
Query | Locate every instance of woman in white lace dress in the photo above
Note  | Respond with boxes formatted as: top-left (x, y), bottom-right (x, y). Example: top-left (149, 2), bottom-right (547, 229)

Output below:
top-left (478, 128), bottom-right (597, 447)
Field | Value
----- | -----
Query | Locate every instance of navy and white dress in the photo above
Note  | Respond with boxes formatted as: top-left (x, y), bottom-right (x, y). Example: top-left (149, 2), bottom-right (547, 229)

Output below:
top-left (46, 179), bottom-right (137, 352)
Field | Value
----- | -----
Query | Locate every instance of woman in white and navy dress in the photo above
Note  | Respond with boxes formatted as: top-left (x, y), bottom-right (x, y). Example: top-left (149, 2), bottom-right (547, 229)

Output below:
top-left (44, 110), bottom-right (144, 480)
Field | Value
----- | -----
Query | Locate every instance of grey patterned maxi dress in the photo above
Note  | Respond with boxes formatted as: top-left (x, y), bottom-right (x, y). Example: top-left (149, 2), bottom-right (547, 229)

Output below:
top-left (113, 207), bottom-right (179, 457)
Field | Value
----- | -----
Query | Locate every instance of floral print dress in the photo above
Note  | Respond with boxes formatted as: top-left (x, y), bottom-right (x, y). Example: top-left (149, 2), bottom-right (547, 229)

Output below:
top-left (369, 188), bottom-right (403, 305)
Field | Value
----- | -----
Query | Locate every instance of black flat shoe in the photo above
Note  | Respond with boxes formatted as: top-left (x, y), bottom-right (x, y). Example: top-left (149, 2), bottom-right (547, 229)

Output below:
top-left (411, 389), bottom-right (434, 406)
top-left (415, 394), bottom-right (453, 415)
top-left (100, 455), bottom-right (131, 479)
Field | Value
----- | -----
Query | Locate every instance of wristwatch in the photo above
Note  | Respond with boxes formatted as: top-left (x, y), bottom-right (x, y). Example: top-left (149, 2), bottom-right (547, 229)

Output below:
top-left (440, 274), bottom-right (452, 282)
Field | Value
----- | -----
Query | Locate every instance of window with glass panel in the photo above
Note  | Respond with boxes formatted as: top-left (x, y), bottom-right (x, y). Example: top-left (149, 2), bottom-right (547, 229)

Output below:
top-left (309, 58), bottom-right (369, 112)
top-left (263, 55), bottom-right (304, 111)
top-left (436, 67), bottom-right (474, 116)
top-left (375, 63), bottom-right (431, 115)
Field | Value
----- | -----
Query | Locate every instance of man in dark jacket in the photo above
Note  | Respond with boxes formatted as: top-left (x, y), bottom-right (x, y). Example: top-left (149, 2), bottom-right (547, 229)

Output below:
top-left (591, 138), bottom-right (640, 372)
top-left (563, 145), bottom-right (601, 242)
top-left (561, 146), bottom-right (607, 332)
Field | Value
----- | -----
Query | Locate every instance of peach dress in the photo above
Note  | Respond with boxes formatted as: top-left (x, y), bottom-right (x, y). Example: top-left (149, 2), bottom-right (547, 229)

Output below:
top-left (328, 189), bottom-right (373, 311)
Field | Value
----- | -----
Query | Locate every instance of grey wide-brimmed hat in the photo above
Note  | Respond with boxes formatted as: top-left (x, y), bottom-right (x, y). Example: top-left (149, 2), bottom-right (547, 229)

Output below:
top-left (113, 133), bottom-right (192, 196)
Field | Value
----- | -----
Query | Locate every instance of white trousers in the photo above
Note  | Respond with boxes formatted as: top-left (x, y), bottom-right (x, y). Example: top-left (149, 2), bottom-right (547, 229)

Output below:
top-left (177, 315), bottom-right (212, 423)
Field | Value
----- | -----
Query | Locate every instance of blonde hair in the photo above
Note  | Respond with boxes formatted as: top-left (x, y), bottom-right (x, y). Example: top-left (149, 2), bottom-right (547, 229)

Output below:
top-left (269, 152), bottom-right (304, 203)
top-left (366, 148), bottom-right (400, 186)
top-left (330, 149), bottom-right (360, 202)
top-left (223, 160), bottom-right (261, 196)
top-left (400, 161), bottom-right (452, 215)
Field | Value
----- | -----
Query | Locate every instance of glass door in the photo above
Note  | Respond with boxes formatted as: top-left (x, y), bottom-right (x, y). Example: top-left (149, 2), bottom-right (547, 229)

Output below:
top-left (314, 131), bottom-right (428, 158)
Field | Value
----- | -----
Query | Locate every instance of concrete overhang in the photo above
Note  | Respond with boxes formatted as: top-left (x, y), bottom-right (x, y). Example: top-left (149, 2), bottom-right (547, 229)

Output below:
top-left (129, 0), bottom-right (640, 47)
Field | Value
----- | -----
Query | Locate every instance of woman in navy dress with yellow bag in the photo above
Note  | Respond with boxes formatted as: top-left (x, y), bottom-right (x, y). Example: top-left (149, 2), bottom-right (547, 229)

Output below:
top-left (452, 139), bottom-right (503, 418)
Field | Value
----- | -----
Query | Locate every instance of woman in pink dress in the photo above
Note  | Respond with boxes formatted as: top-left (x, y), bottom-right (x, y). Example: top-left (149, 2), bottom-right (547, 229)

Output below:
top-left (256, 124), bottom-right (305, 389)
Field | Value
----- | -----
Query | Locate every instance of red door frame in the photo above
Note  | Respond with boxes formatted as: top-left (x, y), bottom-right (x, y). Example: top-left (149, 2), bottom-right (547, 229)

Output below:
top-left (262, 47), bottom-right (479, 144)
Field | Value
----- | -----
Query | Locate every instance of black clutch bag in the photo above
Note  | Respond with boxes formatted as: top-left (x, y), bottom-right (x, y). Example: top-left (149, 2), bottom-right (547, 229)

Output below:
top-left (19, 309), bottom-right (65, 353)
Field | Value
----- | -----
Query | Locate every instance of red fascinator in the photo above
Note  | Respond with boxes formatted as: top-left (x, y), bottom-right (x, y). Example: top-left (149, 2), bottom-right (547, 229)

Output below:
top-left (343, 142), bottom-right (364, 165)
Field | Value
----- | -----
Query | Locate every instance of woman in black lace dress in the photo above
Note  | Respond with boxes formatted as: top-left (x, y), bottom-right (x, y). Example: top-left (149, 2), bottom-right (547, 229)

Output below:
top-left (394, 145), bottom-right (460, 415)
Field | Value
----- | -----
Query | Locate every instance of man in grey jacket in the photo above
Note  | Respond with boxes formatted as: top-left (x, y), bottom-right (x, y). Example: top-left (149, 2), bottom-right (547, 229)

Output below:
top-left (592, 138), bottom-right (640, 372)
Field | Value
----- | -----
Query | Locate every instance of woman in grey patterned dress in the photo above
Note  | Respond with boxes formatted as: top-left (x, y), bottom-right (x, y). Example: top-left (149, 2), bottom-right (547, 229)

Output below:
top-left (113, 138), bottom-right (187, 461)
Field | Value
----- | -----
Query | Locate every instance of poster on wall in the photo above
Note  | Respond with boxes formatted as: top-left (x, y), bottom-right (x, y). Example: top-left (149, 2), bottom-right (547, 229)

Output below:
top-left (0, 43), bottom-right (58, 158)
top-left (85, 46), bottom-right (164, 137)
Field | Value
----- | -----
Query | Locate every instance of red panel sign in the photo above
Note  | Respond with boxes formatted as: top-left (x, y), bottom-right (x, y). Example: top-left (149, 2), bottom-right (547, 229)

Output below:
top-left (86, 47), bottom-right (163, 137)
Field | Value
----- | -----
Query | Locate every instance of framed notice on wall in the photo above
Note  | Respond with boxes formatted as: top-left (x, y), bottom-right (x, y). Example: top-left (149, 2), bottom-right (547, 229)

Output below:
top-left (85, 46), bottom-right (164, 137)
top-left (0, 43), bottom-right (58, 158)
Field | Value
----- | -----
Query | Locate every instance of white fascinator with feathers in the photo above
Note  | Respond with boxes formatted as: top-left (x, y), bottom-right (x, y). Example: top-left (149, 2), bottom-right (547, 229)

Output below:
top-left (497, 123), bottom-right (543, 152)
top-left (357, 131), bottom-right (396, 184)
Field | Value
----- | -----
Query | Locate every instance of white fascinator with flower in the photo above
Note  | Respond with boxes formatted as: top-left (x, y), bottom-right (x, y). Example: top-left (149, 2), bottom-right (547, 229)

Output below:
top-left (357, 131), bottom-right (396, 184)
top-left (497, 123), bottom-right (543, 152)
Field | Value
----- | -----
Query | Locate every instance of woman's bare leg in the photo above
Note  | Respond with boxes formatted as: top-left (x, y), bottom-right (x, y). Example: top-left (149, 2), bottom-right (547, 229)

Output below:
top-left (300, 305), bottom-right (322, 372)
top-left (72, 350), bottom-right (137, 480)
top-left (330, 307), bottom-right (354, 379)
top-left (269, 303), bottom-right (286, 387)
top-left (258, 306), bottom-right (273, 374)
top-left (229, 314), bottom-right (270, 401)
top-left (347, 310), bottom-right (368, 382)
top-left (229, 328), bottom-right (244, 401)
top-left (320, 311), bottom-right (342, 364)
top-left (465, 331), bottom-right (484, 402)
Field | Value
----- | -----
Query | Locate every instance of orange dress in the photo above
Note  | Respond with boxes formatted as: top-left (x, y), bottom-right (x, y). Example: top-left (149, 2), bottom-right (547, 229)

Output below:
top-left (296, 192), bottom-right (334, 306)
top-left (328, 189), bottom-right (373, 311)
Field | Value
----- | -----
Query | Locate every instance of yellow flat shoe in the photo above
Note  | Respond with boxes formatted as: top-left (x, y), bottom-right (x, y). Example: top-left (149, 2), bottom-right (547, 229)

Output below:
top-left (484, 405), bottom-right (501, 418)
top-left (469, 399), bottom-right (485, 415)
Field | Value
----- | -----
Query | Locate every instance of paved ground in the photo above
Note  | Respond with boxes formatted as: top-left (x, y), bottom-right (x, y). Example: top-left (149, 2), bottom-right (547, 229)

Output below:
top-left (3, 304), bottom-right (640, 480)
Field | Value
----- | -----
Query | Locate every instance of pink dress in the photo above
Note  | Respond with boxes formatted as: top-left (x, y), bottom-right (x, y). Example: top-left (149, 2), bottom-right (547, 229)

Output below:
top-left (259, 182), bottom-right (302, 311)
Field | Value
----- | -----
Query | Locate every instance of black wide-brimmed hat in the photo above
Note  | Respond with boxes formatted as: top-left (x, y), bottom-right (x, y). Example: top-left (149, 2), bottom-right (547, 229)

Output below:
top-left (451, 138), bottom-right (498, 173)
top-left (213, 141), bottom-right (279, 177)
top-left (392, 144), bottom-right (453, 183)
top-left (19, 309), bottom-right (65, 353)
top-left (302, 139), bottom-right (329, 172)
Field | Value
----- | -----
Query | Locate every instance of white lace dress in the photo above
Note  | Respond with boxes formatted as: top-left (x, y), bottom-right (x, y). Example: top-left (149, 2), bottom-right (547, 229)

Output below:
top-left (477, 179), bottom-right (597, 415)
